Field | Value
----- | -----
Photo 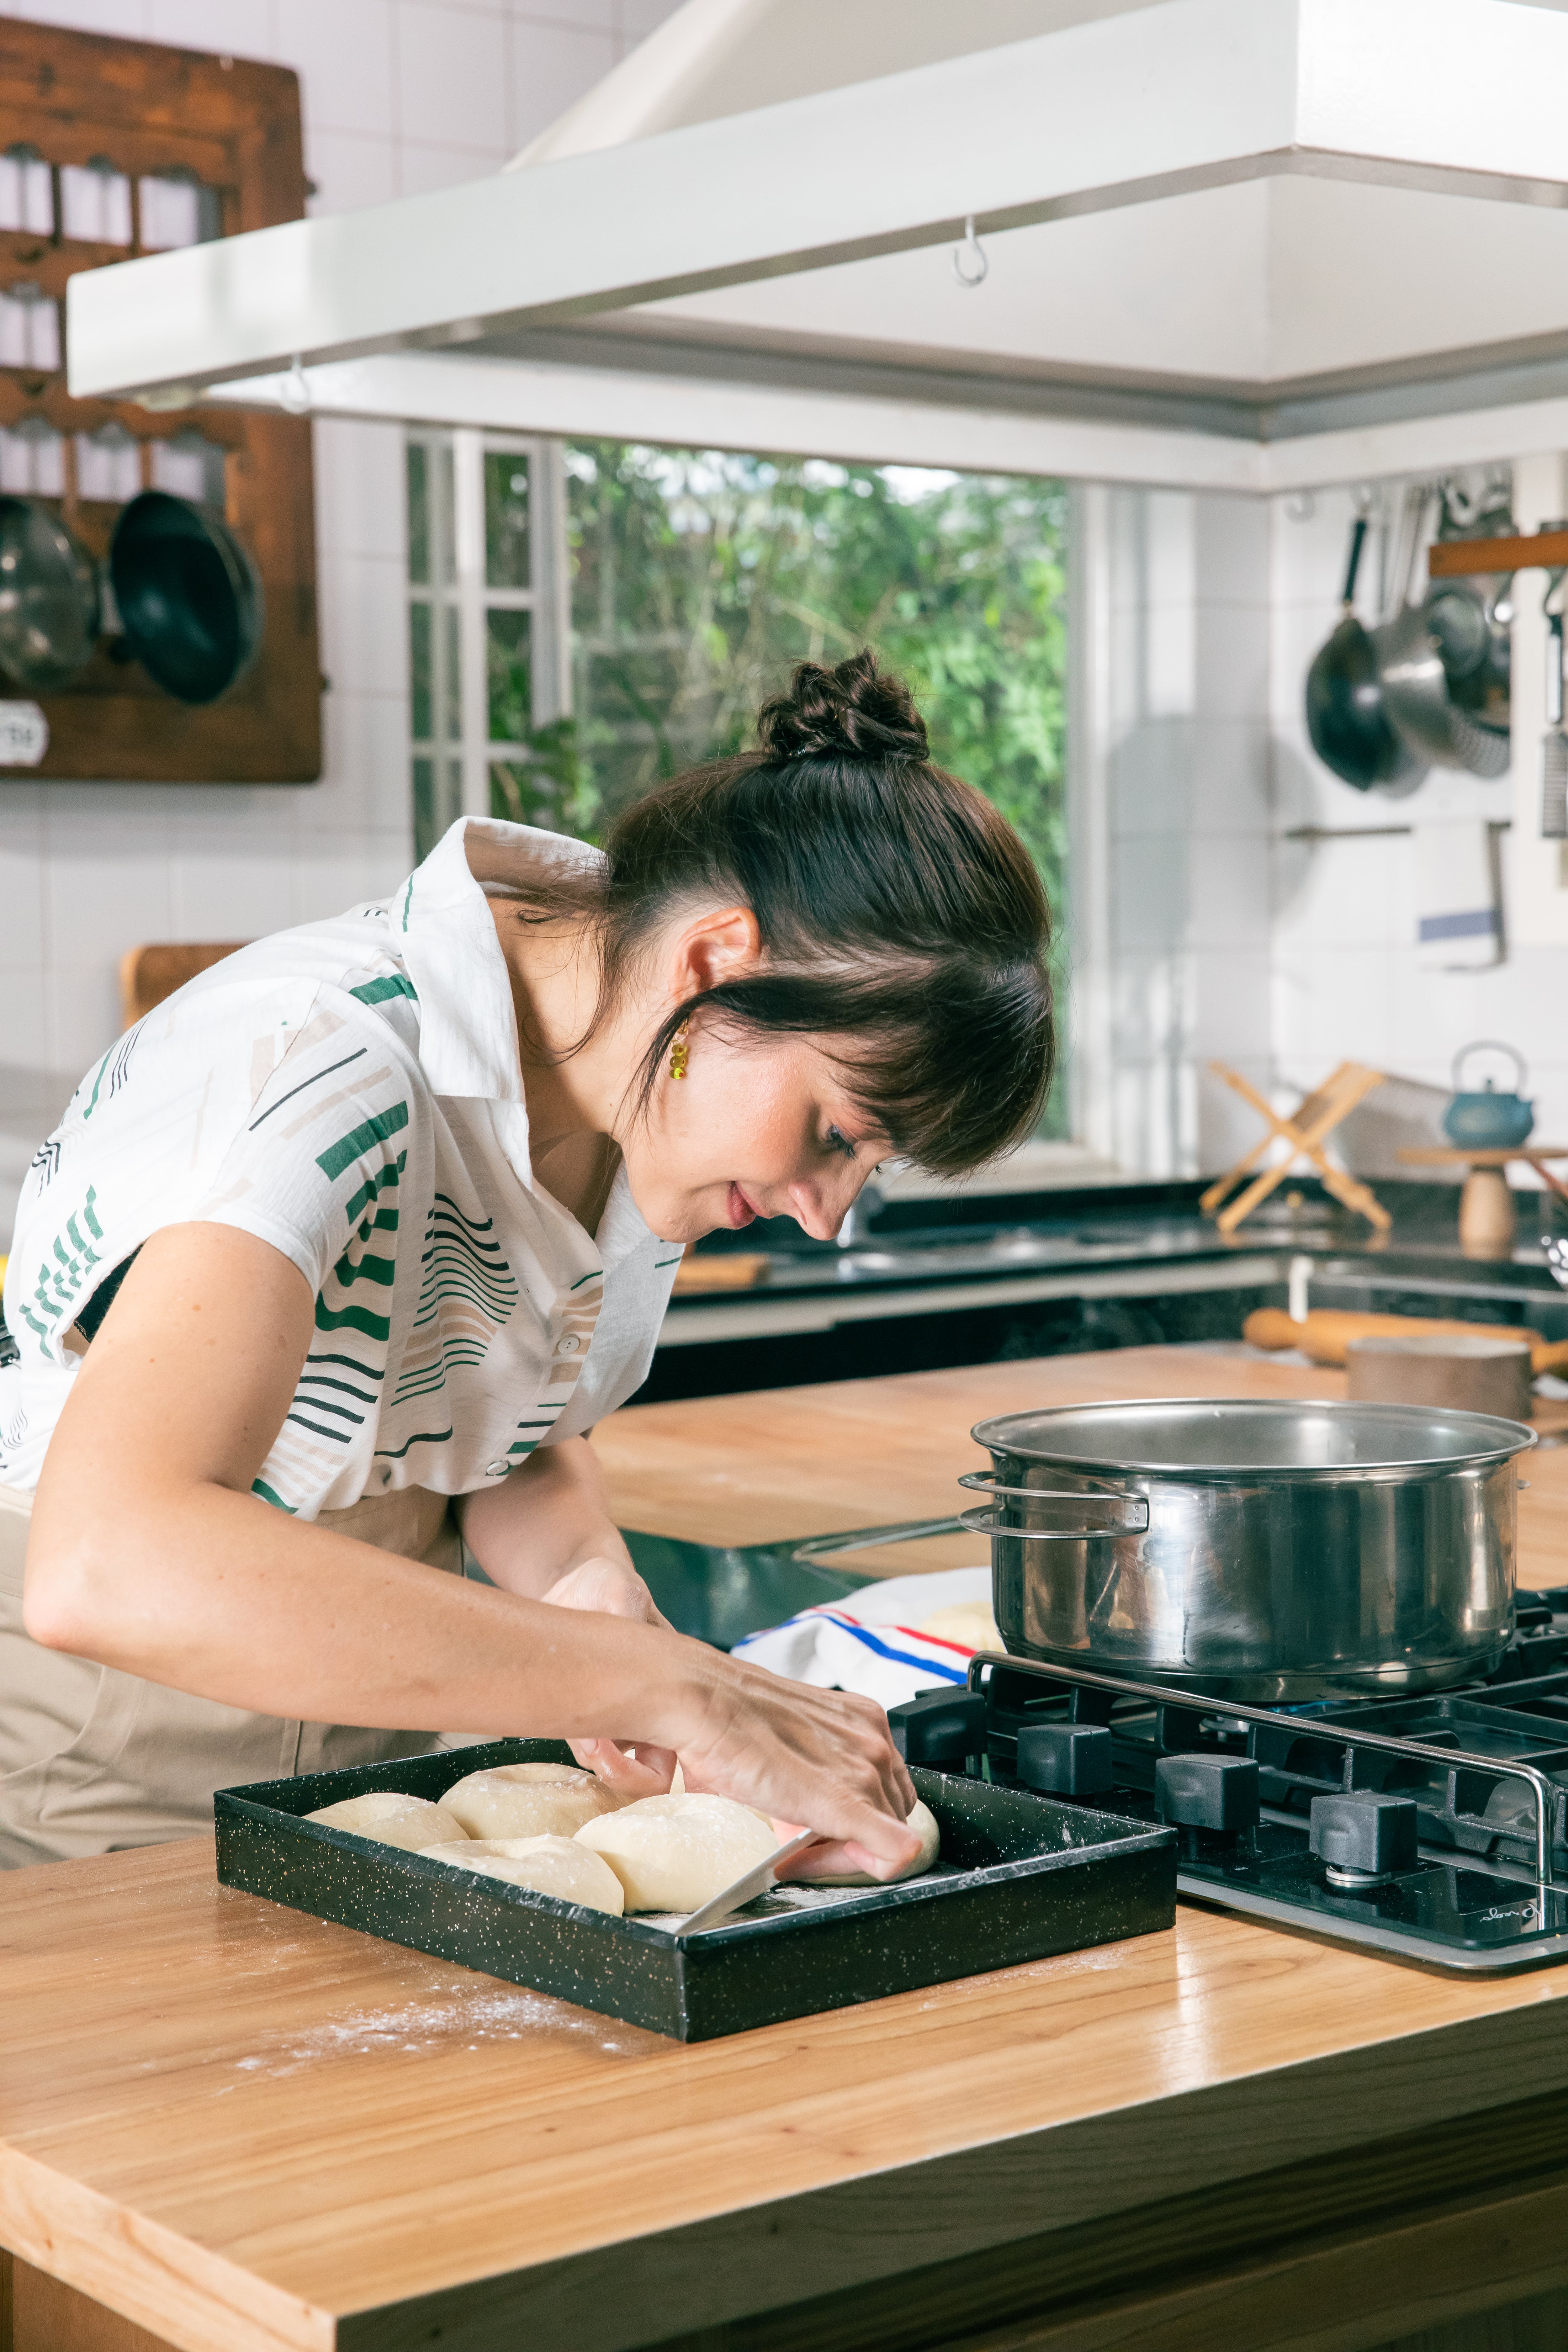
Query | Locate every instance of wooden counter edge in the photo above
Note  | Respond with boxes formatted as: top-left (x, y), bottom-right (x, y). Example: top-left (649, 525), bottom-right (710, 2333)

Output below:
top-left (0, 2146), bottom-right (331, 2352)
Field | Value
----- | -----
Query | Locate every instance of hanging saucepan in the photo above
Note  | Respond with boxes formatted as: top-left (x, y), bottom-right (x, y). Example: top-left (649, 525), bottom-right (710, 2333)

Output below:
top-left (0, 495), bottom-right (101, 691)
top-left (1377, 488), bottom-right (1510, 779)
top-left (1305, 511), bottom-right (1427, 792)
top-left (959, 1397), bottom-right (1532, 1703)
top-left (109, 490), bottom-right (263, 705)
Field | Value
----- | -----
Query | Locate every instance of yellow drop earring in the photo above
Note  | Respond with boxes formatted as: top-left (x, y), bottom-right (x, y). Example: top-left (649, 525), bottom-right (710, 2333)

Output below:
top-left (670, 1019), bottom-right (690, 1081)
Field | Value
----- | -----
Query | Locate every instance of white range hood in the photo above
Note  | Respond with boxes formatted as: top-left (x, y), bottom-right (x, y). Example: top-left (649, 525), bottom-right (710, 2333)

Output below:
top-left (66, 0), bottom-right (1568, 491)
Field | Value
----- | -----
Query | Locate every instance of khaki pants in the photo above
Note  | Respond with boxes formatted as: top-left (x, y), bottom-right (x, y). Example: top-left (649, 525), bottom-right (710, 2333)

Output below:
top-left (0, 1483), bottom-right (462, 1868)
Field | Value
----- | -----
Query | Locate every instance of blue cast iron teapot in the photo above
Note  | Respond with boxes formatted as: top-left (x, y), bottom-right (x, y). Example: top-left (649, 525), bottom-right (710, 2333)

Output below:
top-left (1443, 1041), bottom-right (1535, 1150)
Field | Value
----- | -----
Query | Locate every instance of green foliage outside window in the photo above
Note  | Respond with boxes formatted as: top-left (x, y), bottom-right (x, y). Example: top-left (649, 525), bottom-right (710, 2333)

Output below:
top-left (560, 445), bottom-right (1067, 884)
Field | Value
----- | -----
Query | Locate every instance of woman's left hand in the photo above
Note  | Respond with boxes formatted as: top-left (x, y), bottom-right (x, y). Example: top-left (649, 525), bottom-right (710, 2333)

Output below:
top-left (542, 1555), bottom-right (681, 1795)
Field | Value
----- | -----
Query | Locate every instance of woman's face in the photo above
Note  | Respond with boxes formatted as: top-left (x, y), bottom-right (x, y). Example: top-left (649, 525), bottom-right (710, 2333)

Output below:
top-left (622, 1025), bottom-right (892, 1245)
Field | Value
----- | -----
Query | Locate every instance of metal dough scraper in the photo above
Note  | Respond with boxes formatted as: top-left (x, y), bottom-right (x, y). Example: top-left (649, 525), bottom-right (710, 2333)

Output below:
top-left (677, 1828), bottom-right (820, 1935)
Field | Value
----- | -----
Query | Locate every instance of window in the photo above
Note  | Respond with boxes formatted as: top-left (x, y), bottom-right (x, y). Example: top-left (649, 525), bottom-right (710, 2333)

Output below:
top-left (407, 432), bottom-right (1071, 1139)
top-left (406, 428), bottom-right (570, 859)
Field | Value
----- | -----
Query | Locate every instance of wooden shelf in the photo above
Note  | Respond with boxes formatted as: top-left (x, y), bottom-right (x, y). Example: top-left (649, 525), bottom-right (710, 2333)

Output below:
top-left (1428, 528), bottom-right (1568, 577)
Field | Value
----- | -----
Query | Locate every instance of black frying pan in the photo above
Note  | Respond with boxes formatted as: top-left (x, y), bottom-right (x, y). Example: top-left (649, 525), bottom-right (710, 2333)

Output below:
top-left (110, 489), bottom-right (263, 705)
top-left (1305, 515), bottom-right (1423, 791)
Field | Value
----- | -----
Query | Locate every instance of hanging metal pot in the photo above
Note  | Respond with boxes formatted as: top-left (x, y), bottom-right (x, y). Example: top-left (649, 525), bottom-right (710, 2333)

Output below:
top-left (109, 489), bottom-right (263, 705)
top-left (1378, 486), bottom-right (1511, 778)
top-left (0, 495), bottom-right (101, 691)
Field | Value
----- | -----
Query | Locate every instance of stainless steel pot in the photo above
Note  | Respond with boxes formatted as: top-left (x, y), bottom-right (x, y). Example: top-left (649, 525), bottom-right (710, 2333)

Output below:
top-left (964, 1398), bottom-right (1535, 1702)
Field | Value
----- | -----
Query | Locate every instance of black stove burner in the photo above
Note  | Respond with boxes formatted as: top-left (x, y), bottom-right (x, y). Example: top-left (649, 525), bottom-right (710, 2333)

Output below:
top-left (928, 1593), bottom-right (1568, 1974)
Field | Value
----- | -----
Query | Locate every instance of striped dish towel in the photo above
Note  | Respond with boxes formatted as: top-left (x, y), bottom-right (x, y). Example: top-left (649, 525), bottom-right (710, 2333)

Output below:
top-left (732, 1568), bottom-right (998, 1708)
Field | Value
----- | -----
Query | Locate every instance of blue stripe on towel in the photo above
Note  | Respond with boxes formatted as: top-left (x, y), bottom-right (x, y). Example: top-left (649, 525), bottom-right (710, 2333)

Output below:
top-left (735, 1611), bottom-right (968, 1682)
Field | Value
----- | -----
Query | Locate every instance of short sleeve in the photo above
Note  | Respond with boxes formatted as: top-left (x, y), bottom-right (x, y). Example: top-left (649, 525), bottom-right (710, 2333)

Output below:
top-left (189, 985), bottom-right (424, 1316)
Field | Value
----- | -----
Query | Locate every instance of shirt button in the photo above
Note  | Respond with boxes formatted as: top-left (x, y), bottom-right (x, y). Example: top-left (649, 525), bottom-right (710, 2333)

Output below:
top-left (559, 1333), bottom-right (582, 1354)
top-left (485, 1459), bottom-right (510, 1478)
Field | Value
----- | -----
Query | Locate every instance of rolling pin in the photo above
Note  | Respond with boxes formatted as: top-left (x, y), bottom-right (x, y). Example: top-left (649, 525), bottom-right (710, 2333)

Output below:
top-left (1244, 1306), bottom-right (1568, 1378)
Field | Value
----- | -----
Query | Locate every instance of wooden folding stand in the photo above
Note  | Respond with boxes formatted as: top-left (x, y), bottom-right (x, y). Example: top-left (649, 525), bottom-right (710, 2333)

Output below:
top-left (1201, 1061), bottom-right (1392, 1235)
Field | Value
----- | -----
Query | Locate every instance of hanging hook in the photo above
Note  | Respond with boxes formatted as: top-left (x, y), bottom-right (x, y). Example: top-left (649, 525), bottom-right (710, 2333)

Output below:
top-left (278, 353), bottom-right (312, 416)
top-left (951, 215), bottom-right (988, 289)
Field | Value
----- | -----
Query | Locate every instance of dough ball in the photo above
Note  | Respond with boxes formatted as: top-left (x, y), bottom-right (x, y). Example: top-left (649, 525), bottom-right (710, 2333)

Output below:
top-left (575, 1792), bottom-right (778, 1913)
top-left (917, 1601), bottom-right (1002, 1653)
top-left (799, 1799), bottom-right (942, 1888)
top-left (421, 1835), bottom-right (624, 1915)
top-left (305, 1789), bottom-right (469, 1851)
top-left (441, 1760), bottom-right (625, 1841)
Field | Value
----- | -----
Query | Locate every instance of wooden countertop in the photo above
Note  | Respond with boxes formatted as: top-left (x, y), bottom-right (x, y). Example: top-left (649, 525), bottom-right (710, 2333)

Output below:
top-left (5, 1346), bottom-right (1568, 2352)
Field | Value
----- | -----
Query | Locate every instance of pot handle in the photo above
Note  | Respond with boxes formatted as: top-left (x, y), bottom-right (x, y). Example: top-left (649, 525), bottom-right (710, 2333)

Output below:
top-left (956, 1471), bottom-right (1150, 1541)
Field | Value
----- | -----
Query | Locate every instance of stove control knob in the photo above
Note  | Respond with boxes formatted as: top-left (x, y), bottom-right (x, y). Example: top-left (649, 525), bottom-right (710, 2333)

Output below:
top-left (887, 1688), bottom-right (987, 1770)
top-left (1309, 1791), bottom-right (1418, 1885)
top-left (1015, 1722), bottom-right (1113, 1798)
top-left (1155, 1754), bottom-right (1259, 1833)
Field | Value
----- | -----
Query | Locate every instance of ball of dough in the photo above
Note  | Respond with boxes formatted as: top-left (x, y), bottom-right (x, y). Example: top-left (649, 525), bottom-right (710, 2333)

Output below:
top-left (421, 1835), bottom-right (624, 1915)
top-left (575, 1792), bottom-right (778, 1913)
top-left (441, 1760), bottom-right (626, 1841)
top-left (917, 1601), bottom-right (1003, 1653)
top-left (799, 1799), bottom-right (941, 1888)
top-left (305, 1789), bottom-right (469, 1851)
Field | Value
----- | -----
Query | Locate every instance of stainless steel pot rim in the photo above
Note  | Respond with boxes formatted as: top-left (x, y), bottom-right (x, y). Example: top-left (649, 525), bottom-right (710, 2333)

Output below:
top-left (971, 1396), bottom-right (1537, 1478)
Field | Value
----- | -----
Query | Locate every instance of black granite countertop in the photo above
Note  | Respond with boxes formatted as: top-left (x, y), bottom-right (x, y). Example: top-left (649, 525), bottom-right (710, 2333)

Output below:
top-left (669, 1177), bottom-right (1568, 1315)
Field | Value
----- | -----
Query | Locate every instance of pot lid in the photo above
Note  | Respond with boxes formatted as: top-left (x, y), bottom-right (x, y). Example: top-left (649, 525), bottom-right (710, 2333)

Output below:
top-left (972, 1396), bottom-right (1537, 1475)
top-left (64, 0), bottom-right (1568, 493)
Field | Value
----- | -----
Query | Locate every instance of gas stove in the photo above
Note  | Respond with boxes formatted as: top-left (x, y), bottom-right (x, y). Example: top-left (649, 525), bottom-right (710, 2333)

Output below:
top-left (890, 1592), bottom-right (1568, 1973)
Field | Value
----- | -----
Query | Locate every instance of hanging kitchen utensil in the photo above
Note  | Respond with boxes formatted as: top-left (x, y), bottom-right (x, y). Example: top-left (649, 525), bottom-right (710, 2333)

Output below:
top-left (109, 489), bottom-right (263, 706)
top-left (1378, 487), bottom-right (1511, 778)
top-left (1305, 510), bottom-right (1426, 791)
top-left (1543, 571), bottom-right (1567, 838)
top-left (1443, 1040), bottom-right (1534, 1149)
top-left (0, 495), bottom-right (100, 691)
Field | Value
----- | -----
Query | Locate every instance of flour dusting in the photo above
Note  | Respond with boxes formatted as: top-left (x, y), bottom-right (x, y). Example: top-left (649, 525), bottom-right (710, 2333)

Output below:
top-left (229, 1986), bottom-right (644, 2076)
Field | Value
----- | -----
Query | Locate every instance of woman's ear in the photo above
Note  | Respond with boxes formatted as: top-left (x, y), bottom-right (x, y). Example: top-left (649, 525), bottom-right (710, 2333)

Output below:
top-left (668, 903), bottom-right (761, 998)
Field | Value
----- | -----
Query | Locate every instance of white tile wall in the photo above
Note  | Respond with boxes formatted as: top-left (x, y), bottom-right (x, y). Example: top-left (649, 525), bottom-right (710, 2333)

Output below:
top-left (1096, 485), bottom-right (1275, 1177)
top-left (0, 0), bottom-right (683, 1246)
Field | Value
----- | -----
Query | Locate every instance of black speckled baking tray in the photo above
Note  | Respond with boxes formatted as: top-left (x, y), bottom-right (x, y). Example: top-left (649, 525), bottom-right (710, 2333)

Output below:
top-left (214, 1740), bottom-right (1175, 2041)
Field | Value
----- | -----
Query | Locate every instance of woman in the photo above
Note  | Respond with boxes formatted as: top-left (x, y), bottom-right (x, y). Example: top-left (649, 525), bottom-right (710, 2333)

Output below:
top-left (0, 651), bottom-right (1053, 1873)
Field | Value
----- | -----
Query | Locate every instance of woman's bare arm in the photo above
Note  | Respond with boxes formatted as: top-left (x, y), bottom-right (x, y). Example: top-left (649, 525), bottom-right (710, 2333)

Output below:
top-left (458, 1437), bottom-right (636, 1596)
top-left (25, 1224), bottom-right (918, 1870)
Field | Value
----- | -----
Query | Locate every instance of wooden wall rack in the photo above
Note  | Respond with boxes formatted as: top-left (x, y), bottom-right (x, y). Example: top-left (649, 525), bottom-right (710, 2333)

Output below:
top-left (0, 17), bottom-right (319, 781)
top-left (1428, 528), bottom-right (1568, 579)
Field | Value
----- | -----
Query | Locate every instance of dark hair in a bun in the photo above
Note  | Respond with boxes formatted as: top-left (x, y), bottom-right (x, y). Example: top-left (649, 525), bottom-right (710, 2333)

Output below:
top-left (756, 650), bottom-right (929, 766)
top-left (511, 648), bottom-right (1053, 1176)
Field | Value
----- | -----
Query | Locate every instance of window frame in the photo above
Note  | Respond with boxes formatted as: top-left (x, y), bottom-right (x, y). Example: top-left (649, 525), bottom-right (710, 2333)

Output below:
top-left (408, 424), bottom-right (570, 852)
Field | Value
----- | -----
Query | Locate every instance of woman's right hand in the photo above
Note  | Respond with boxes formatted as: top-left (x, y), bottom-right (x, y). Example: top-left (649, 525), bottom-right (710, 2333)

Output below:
top-left (662, 1648), bottom-right (923, 1882)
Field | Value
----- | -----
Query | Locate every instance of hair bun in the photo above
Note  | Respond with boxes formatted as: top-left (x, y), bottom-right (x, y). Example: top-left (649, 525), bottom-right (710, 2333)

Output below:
top-left (757, 649), bottom-right (929, 767)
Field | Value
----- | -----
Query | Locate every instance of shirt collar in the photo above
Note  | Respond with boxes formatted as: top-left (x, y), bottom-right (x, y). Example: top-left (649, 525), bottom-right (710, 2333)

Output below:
top-left (393, 819), bottom-right (658, 1271)
top-left (395, 816), bottom-right (601, 1105)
